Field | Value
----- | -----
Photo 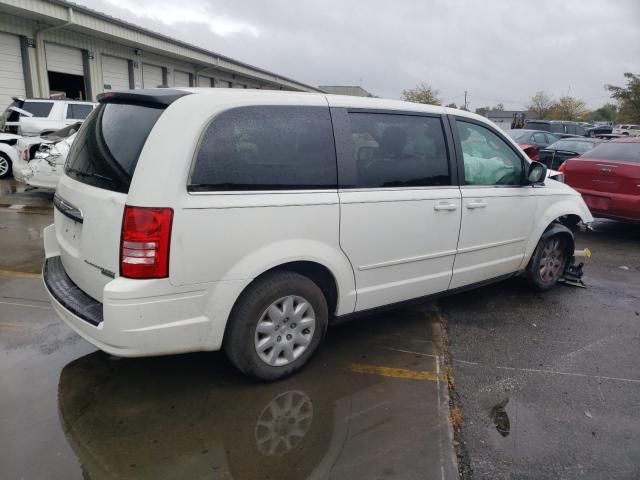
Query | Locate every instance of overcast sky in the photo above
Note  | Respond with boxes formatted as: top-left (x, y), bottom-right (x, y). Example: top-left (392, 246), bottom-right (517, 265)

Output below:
top-left (76, 0), bottom-right (639, 110)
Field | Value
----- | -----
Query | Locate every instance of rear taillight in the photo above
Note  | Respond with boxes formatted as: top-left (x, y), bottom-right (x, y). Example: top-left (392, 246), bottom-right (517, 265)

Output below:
top-left (120, 206), bottom-right (173, 279)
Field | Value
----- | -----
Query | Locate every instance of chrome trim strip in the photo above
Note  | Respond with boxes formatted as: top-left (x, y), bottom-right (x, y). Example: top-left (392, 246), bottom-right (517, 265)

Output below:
top-left (456, 237), bottom-right (525, 254)
top-left (359, 249), bottom-right (457, 271)
top-left (53, 193), bottom-right (83, 224)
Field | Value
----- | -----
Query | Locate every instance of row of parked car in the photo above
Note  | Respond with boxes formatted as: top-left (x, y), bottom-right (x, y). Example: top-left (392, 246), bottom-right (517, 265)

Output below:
top-left (521, 119), bottom-right (640, 139)
top-left (506, 127), bottom-right (639, 222)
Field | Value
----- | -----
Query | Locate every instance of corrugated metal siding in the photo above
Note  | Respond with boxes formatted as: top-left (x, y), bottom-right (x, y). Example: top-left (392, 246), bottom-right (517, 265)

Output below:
top-left (0, 32), bottom-right (26, 110)
top-left (45, 42), bottom-right (83, 75)
top-left (101, 54), bottom-right (129, 91)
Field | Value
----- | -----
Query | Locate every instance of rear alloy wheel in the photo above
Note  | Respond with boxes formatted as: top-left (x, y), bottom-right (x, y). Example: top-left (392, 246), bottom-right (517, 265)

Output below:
top-left (224, 271), bottom-right (328, 381)
top-left (527, 234), bottom-right (569, 291)
top-left (0, 153), bottom-right (11, 179)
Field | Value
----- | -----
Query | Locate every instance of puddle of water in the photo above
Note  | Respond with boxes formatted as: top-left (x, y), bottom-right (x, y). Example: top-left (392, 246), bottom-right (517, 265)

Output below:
top-left (486, 397), bottom-right (550, 459)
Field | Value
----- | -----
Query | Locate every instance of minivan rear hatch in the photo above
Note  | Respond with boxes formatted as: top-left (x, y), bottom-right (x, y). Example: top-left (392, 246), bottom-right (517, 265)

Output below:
top-left (54, 89), bottom-right (190, 301)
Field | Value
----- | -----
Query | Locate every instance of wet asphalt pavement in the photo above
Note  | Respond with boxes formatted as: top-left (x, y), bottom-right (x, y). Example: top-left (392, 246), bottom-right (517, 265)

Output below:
top-left (0, 180), bottom-right (456, 480)
top-left (442, 221), bottom-right (640, 479)
top-left (1, 178), bottom-right (639, 479)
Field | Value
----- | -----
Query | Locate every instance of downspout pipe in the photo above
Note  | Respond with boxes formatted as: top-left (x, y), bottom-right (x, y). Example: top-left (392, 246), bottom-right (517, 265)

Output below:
top-left (35, 7), bottom-right (74, 98)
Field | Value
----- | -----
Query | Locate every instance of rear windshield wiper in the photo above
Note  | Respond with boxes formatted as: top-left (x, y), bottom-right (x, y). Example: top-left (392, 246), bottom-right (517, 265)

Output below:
top-left (66, 167), bottom-right (114, 183)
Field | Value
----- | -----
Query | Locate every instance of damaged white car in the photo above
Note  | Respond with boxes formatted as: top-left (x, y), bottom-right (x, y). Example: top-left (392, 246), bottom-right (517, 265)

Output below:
top-left (0, 132), bottom-right (21, 179)
top-left (13, 123), bottom-right (80, 190)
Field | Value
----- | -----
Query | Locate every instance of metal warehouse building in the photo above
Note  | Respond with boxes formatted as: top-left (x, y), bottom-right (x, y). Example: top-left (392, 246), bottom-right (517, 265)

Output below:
top-left (0, 0), bottom-right (320, 111)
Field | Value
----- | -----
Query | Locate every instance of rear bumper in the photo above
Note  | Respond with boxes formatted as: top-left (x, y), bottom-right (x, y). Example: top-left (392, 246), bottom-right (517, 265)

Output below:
top-left (574, 187), bottom-right (640, 222)
top-left (43, 254), bottom-right (222, 357)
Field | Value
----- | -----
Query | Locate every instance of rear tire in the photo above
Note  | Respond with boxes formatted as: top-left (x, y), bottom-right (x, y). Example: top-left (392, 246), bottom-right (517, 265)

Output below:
top-left (224, 271), bottom-right (328, 381)
top-left (527, 234), bottom-right (570, 291)
top-left (0, 153), bottom-right (12, 179)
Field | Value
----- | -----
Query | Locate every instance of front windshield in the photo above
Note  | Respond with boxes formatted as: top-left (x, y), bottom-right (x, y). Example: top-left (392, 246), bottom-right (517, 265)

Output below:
top-left (548, 139), bottom-right (598, 155)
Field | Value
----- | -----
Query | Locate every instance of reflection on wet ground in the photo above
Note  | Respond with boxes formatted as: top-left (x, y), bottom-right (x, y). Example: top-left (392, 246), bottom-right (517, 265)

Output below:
top-left (0, 269), bottom-right (457, 480)
top-left (0, 180), bottom-right (52, 273)
top-left (56, 311), bottom-right (452, 480)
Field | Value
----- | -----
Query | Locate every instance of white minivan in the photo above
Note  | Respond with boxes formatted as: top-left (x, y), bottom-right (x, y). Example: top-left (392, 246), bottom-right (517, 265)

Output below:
top-left (43, 89), bottom-right (593, 380)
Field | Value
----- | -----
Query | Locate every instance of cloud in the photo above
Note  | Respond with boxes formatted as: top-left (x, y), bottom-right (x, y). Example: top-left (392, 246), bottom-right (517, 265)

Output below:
top-left (102, 0), bottom-right (260, 36)
top-left (77, 0), bottom-right (640, 109)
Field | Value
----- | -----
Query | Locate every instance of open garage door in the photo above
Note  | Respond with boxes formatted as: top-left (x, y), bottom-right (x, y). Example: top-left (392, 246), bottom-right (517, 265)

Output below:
top-left (45, 43), bottom-right (87, 100)
top-left (0, 32), bottom-right (27, 111)
top-left (142, 63), bottom-right (163, 88)
top-left (197, 75), bottom-right (214, 87)
top-left (174, 70), bottom-right (191, 87)
top-left (102, 55), bottom-right (130, 92)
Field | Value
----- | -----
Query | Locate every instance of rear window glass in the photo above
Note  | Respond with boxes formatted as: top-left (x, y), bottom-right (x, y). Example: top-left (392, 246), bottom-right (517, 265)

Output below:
top-left (549, 140), bottom-right (598, 155)
top-left (65, 103), bottom-right (163, 193)
top-left (525, 122), bottom-right (550, 132)
top-left (581, 142), bottom-right (640, 163)
top-left (189, 106), bottom-right (337, 190)
top-left (22, 101), bottom-right (54, 118)
top-left (66, 104), bottom-right (94, 119)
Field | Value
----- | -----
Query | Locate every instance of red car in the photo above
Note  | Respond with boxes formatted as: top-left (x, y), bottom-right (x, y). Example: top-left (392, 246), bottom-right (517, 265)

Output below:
top-left (559, 138), bottom-right (640, 222)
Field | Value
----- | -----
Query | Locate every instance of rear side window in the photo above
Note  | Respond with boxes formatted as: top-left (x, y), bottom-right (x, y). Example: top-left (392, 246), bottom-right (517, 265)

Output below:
top-left (22, 101), bottom-right (54, 118)
top-left (345, 112), bottom-right (450, 188)
top-left (66, 104), bottom-right (94, 120)
top-left (525, 122), bottom-right (550, 132)
top-left (581, 142), bottom-right (640, 163)
top-left (189, 106), bottom-right (337, 191)
top-left (65, 104), bottom-right (163, 193)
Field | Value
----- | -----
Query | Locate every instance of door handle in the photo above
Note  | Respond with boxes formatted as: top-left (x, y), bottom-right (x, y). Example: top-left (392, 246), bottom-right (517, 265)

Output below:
top-left (434, 202), bottom-right (458, 211)
top-left (467, 201), bottom-right (487, 209)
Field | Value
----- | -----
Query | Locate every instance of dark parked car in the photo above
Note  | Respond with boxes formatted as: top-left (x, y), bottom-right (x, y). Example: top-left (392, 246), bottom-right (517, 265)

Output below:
top-left (539, 137), bottom-right (601, 169)
top-left (505, 129), bottom-right (559, 161)
top-left (584, 124), bottom-right (613, 137)
top-left (559, 138), bottom-right (640, 222)
top-left (523, 120), bottom-right (587, 137)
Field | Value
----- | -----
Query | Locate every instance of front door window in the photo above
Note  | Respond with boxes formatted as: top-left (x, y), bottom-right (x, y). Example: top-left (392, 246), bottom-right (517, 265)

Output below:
top-left (456, 121), bottom-right (523, 186)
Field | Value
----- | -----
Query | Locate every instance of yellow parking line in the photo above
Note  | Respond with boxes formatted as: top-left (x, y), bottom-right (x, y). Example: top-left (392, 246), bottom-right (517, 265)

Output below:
top-left (347, 362), bottom-right (445, 382)
top-left (0, 269), bottom-right (41, 278)
top-left (0, 322), bottom-right (28, 330)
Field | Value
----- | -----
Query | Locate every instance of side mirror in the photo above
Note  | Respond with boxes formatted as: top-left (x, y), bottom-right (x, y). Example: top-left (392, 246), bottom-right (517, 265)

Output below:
top-left (527, 161), bottom-right (547, 185)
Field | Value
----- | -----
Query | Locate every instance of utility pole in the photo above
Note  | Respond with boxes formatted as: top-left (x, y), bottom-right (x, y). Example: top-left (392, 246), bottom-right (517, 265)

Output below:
top-left (464, 90), bottom-right (468, 110)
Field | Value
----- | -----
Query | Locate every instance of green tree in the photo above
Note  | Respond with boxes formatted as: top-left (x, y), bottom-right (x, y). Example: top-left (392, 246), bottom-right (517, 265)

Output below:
top-left (606, 73), bottom-right (640, 123)
top-left (588, 103), bottom-right (618, 123)
top-left (401, 83), bottom-right (442, 105)
top-left (527, 91), bottom-right (554, 119)
top-left (548, 96), bottom-right (588, 121)
top-left (475, 106), bottom-right (491, 116)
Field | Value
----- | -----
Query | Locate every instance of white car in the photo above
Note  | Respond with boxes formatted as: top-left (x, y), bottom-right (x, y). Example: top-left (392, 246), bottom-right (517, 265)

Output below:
top-left (13, 129), bottom-right (77, 190)
top-left (612, 124), bottom-right (640, 137)
top-left (1, 97), bottom-right (96, 136)
top-left (0, 132), bottom-right (21, 178)
top-left (43, 89), bottom-right (593, 380)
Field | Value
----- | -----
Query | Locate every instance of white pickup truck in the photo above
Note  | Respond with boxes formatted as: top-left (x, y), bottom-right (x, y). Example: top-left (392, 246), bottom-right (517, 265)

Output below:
top-left (0, 97), bottom-right (96, 136)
